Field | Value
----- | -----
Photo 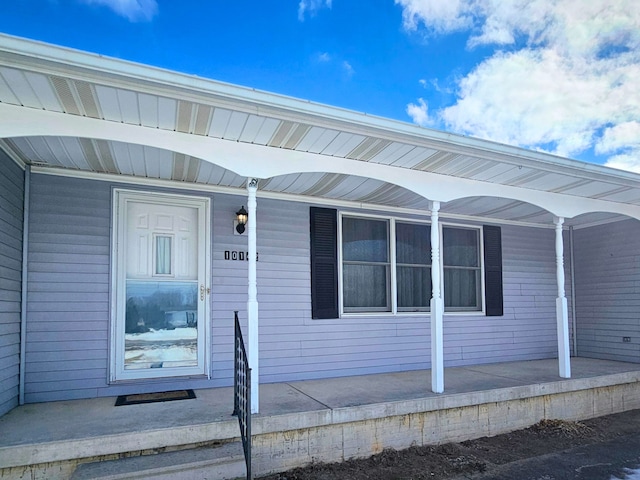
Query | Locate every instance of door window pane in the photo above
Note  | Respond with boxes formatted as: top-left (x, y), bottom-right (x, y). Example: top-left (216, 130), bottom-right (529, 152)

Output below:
top-left (125, 281), bottom-right (198, 369)
top-left (155, 235), bottom-right (172, 275)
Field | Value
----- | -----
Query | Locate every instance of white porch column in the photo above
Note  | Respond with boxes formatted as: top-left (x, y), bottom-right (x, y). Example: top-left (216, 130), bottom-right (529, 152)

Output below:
top-left (554, 216), bottom-right (571, 379)
top-left (247, 178), bottom-right (260, 413)
top-left (430, 201), bottom-right (444, 393)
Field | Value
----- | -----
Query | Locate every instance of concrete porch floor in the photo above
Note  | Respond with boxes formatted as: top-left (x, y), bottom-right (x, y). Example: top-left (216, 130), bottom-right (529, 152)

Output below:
top-left (2, 357), bottom-right (640, 473)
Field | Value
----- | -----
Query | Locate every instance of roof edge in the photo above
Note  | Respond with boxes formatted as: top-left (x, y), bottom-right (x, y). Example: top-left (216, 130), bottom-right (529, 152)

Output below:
top-left (1, 33), bottom-right (639, 185)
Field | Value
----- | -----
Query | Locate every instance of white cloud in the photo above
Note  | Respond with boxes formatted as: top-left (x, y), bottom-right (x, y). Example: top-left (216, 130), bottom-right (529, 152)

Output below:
top-left (397, 0), bottom-right (640, 169)
top-left (596, 122), bottom-right (640, 155)
top-left (605, 153), bottom-right (640, 173)
top-left (406, 98), bottom-right (433, 127)
top-left (600, 122), bottom-right (640, 172)
top-left (342, 61), bottom-right (354, 77)
top-left (298, 0), bottom-right (332, 21)
top-left (395, 0), bottom-right (473, 33)
top-left (314, 52), bottom-right (354, 79)
top-left (80, 0), bottom-right (158, 21)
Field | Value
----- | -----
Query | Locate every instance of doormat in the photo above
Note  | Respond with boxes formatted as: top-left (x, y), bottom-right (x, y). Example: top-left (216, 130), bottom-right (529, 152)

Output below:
top-left (115, 389), bottom-right (196, 406)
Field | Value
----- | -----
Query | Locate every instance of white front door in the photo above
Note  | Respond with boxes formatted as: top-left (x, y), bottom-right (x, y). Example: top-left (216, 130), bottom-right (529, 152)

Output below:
top-left (112, 190), bottom-right (210, 381)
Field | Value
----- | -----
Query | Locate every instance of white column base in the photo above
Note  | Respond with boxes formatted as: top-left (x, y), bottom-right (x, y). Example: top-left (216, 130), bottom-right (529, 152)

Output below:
top-left (248, 299), bottom-right (259, 413)
top-left (431, 298), bottom-right (444, 394)
top-left (556, 296), bottom-right (571, 378)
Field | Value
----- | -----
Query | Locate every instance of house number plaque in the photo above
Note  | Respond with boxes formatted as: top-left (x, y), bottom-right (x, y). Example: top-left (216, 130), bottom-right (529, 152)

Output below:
top-left (224, 250), bottom-right (259, 261)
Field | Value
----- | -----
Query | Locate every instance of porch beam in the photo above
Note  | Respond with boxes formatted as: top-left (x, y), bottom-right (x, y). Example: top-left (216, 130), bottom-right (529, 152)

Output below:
top-left (247, 178), bottom-right (260, 413)
top-left (4, 104), bottom-right (640, 222)
top-left (430, 201), bottom-right (444, 393)
top-left (554, 216), bottom-right (571, 378)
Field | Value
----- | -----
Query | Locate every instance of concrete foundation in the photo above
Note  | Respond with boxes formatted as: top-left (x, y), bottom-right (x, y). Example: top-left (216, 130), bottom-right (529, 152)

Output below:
top-left (250, 375), bottom-right (640, 476)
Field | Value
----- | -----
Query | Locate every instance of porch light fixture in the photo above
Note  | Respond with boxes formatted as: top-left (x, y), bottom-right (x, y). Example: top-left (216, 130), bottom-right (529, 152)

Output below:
top-left (235, 206), bottom-right (248, 234)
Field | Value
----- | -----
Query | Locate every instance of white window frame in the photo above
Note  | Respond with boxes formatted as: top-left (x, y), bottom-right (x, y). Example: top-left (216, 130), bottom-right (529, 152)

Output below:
top-left (338, 211), bottom-right (485, 316)
top-left (440, 222), bottom-right (485, 314)
top-left (152, 233), bottom-right (175, 277)
top-left (340, 214), bottom-right (392, 313)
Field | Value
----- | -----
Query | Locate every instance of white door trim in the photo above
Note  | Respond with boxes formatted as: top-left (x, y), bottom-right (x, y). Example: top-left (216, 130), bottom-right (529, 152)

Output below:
top-left (110, 189), bottom-right (211, 382)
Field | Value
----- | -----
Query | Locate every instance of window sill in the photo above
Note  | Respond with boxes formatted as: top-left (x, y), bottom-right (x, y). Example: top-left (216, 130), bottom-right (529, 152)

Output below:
top-left (336, 310), bottom-right (485, 318)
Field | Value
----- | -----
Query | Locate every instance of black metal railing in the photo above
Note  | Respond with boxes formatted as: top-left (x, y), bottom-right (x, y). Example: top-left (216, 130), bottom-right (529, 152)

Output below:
top-left (233, 311), bottom-right (252, 479)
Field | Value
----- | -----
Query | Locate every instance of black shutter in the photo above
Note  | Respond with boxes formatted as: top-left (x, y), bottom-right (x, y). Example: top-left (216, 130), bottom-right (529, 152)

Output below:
top-left (310, 207), bottom-right (339, 319)
top-left (483, 225), bottom-right (503, 316)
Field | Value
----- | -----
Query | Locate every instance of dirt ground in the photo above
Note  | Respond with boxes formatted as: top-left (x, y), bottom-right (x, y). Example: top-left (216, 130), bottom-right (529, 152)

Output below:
top-left (260, 409), bottom-right (640, 480)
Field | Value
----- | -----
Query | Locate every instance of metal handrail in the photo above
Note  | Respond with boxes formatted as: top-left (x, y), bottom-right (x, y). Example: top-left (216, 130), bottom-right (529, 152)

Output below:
top-left (232, 311), bottom-right (252, 479)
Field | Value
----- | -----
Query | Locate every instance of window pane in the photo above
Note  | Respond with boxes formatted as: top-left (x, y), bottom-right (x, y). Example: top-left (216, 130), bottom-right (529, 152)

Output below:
top-left (343, 264), bottom-right (389, 310)
top-left (125, 280), bottom-right (198, 369)
top-left (444, 268), bottom-right (480, 309)
top-left (342, 217), bottom-right (388, 262)
top-left (443, 228), bottom-right (479, 267)
top-left (397, 266), bottom-right (431, 310)
top-left (155, 236), bottom-right (172, 274)
top-left (396, 223), bottom-right (430, 265)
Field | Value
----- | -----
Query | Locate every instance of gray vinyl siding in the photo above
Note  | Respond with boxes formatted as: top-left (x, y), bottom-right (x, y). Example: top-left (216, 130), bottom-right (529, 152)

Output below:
top-left (24, 173), bottom-right (569, 402)
top-left (574, 219), bottom-right (640, 363)
top-left (255, 218), bottom-right (564, 382)
top-left (445, 224), bottom-right (566, 367)
top-left (25, 175), bottom-right (221, 402)
top-left (25, 175), bottom-right (112, 402)
top-left (0, 151), bottom-right (24, 416)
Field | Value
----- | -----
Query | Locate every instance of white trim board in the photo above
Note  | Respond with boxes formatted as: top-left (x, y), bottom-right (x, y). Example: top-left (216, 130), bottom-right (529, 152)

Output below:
top-left (31, 165), bottom-right (634, 230)
top-left (109, 188), bottom-right (212, 382)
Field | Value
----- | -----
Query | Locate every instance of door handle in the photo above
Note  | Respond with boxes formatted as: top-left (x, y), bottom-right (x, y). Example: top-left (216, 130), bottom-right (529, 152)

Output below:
top-left (200, 284), bottom-right (210, 301)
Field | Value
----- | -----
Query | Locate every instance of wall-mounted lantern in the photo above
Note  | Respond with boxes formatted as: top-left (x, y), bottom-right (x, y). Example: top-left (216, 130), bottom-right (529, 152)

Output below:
top-left (235, 206), bottom-right (248, 234)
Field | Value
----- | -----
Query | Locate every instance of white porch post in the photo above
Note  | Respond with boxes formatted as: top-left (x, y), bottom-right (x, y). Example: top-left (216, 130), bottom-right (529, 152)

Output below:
top-left (554, 216), bottom-right (571, 378)
top-left (247, 178), bottom-right (260, 413)
top-left (430, 201), bottom-right (444, 393)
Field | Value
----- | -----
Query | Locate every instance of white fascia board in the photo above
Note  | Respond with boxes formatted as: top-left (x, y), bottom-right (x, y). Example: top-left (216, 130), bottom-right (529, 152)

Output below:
top-left (2, 33), bottom-right (640, 187)
top-left (5, 103), bottom-right (640, 221)
top-left (33, 165), bottom-right (564, 229)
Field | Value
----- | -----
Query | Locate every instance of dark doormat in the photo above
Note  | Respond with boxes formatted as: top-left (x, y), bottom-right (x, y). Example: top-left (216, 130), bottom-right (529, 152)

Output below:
top-left (115, 389), bottom-right (196, 406)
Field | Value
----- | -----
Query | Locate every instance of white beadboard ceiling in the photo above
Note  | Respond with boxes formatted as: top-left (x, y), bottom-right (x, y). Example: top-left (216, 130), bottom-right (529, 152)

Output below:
top-left (1, 44), bottom-right (639, 228)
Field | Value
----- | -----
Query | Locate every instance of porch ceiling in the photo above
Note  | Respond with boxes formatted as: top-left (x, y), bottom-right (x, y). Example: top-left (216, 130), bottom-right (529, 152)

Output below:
top-left (1, 35), bottom-right (639, 228)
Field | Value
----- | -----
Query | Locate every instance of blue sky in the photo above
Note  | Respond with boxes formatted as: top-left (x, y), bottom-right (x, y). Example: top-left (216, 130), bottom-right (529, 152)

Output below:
top-left (2, 0), bottom-right (639, 171)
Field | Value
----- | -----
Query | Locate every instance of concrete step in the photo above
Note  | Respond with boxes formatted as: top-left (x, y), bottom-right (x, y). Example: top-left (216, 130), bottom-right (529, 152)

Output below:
top-left (70, 441), bottom-right (247, 480)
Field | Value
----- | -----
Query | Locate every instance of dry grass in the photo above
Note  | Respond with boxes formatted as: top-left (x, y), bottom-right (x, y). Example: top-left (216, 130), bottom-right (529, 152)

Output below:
top-left (531, 418), bottom-right (594, 437)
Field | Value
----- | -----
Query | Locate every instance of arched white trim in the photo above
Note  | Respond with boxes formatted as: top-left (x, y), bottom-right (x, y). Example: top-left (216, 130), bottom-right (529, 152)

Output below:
top-left (3, 103), bottom-right (640, 222)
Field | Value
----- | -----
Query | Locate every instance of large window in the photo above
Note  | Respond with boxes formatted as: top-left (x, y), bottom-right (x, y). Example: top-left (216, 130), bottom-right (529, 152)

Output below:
top-left (340, 215), bottom-right (482, 314)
